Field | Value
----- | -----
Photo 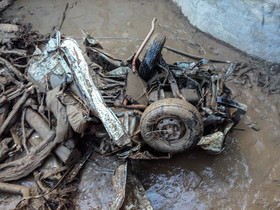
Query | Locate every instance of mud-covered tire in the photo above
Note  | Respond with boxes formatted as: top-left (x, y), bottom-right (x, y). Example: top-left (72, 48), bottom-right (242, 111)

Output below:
top-left (140, 98), bottom-right (203, 153)
top-left (138, 33), bottom-right (166, 81)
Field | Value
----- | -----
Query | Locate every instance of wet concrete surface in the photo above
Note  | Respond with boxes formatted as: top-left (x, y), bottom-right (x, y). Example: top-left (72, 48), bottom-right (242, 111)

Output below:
top-left (2, 0), bottom-right (280, 209)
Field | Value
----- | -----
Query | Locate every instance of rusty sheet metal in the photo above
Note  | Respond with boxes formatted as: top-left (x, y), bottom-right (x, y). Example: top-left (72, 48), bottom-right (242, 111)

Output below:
top-left (125, 71), bottom-right (148, 105)
top-left (197, 131), bottom-right (225, 154)
top-left (110, 161), bottom-right (127, 210)
top-left (117, 111), bottom-right (141, 136)
top-left (27, 33), bottom-right (72, 91)
top-left (29, 34), bottom-right (131, 148)
top-left (61, 38), bottom-right (131, 147)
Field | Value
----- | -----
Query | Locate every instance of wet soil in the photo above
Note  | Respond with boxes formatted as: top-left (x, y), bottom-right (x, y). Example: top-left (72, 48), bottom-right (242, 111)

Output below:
top-left (2, 0), bottom-right (280, 209)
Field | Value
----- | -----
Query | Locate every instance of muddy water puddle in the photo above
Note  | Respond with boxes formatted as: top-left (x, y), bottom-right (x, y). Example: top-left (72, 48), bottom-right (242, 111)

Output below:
top-left (2, 0), bottom-right (280, 209)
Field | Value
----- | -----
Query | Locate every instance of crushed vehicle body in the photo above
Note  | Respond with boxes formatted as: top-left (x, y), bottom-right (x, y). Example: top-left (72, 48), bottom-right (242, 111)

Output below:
top-left (28, 31), bottom-right (247, 158)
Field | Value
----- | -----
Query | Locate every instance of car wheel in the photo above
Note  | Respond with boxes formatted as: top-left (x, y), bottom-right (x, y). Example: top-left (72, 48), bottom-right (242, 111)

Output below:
top-left (140, 98), bottom-right (203, 153)
top-left (138, 33), bottom-right (166, 81)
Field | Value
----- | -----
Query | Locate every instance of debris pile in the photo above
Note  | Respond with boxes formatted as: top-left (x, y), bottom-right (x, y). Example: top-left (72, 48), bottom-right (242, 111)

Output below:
top-left (0, 18), bottom-right (249, 209)
top-left (0, 24), bottom-right (86, 209)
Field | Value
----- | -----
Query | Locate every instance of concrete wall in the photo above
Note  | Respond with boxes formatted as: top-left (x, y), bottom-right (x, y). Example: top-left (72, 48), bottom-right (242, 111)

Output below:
top-left (173, 0), bottom-right (280, 63)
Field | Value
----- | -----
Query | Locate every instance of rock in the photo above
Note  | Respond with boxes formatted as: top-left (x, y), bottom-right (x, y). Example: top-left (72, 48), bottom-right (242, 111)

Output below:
top-left (172, 0), bottom-right (280, 63)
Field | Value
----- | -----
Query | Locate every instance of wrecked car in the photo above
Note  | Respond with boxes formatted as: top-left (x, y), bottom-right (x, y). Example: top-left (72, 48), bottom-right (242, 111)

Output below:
top-left (0, 18), bottom-right (247, 209)
top-left (27, 28), bottom-right (247, 160)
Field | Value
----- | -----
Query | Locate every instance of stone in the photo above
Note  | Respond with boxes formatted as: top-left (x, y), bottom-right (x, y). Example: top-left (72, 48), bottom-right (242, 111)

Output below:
top-left (173, 0), bottom-right (280, 63)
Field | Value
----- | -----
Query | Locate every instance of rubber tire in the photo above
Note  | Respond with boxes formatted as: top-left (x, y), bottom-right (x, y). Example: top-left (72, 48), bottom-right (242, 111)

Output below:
top-left (140, 98), bottom-right (203, 153)
top-left (138, 33), bottom-right (166, 81)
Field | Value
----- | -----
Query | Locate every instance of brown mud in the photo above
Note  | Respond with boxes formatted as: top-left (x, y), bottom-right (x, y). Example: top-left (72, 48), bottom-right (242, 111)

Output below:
top-left (1, 0), bottom-right (280, 209)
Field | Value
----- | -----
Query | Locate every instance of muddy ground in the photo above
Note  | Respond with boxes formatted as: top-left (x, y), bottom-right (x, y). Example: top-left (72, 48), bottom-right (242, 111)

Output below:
top-left (1, 0), bottom-right (280, 209)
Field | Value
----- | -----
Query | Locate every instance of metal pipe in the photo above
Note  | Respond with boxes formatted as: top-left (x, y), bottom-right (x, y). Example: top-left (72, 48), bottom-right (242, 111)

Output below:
top-left (132, 18), bottom-right (157, 72)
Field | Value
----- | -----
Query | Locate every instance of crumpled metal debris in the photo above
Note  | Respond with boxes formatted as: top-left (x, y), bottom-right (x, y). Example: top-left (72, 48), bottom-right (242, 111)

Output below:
top-left (62, 38), bottom-right (131, 147)
top-left (0, 16), bottom-right (249, 208)
top-left (27, 32), bottom-right (72, 91)
top-left (197, 131), bottom-right (225, 154)
top-left (28, 32), bottom-right (131, 148)
top-left (110, 161), bottom-right (127, 210)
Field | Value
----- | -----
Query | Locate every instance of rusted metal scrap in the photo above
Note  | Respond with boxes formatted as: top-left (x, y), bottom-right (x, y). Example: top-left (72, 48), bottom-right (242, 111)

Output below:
top-left (28, 33), bottom-right (131, 148)
top-left (110, 161), bottom-right (128, 210)
top-left (83, 30), bottom-right (247, 156)
top-left (197, 131), bottom-right (225, 154)
top-left (61, 38), bottom-right (131, 148)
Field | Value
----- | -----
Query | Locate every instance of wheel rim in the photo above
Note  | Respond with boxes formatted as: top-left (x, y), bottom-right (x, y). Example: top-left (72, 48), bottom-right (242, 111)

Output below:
top-left (155, 117), bottom-right (187, 142)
